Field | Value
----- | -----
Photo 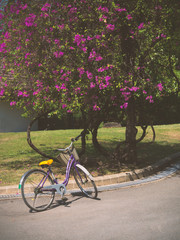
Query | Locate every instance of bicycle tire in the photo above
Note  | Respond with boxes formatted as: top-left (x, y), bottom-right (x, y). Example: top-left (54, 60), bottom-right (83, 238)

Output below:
top-left (21, 169), bottom-right (55, 212)
top-left (73, 164), bottom-right (98, 199)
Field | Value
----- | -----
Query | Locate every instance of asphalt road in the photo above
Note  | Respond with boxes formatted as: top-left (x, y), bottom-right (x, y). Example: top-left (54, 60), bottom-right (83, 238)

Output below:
top-left (0, 172), bottom-right (180, 240)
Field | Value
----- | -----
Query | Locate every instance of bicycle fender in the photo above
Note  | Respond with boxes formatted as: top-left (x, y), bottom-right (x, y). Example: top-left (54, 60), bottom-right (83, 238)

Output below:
top-left (76, 164), bottom-right (94, 181)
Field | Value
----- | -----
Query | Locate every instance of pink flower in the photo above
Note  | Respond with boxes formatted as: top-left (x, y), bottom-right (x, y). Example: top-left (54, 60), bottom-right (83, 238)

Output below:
top-left (21, 4), bottom-right (28, 10)
top-left (53, 51), bottom-right (64, 58)
top-left (23, 92), bottom-right (29, 97)
top-left (95, 55), bottom-right (103, 61)
top-left (61, 83), bottom-right (66, 90)
top-left (10, 101), bottom-right (16, 106)
top-left (54, 39), bottom-right (59, 44)
top-left (138, 23), bottom-right (144, 30)
top-left (0, 88), bottom-right (5, 97)
top-left (89, 49), bottom-right (96, 60)
top-left (25, 14), bottom-right (36, 27)
top-left (69, 7), bottom-right (77, 14)
top-left (87, 36), bottom-right (94, 41)
top-left (25, 53), bottom-right (31, 59)
top-left (127, 14), bottom-right (132, 20)
top-left (98, 68), bottom-right (104, 72)
top-left (90, 82), bottom-right (96, 88)
top-left (41, 3), bottom-right (51, 11)
top-left (33, 91), bottom-right (39, 95)
top-left (18, 91), bottom-right (23, 96)
top-left (157, 83), bottom-right (163, 91)
top-left (4, 31), bottom-right (10, 39)
top-left (115, 8), bottom-right (126, 12)
top-left (106, 24), bottom-right (115, 31)
top-left (55, 85), bottom-right (60, 91)
top-left (161, 33), bottom-right (166, 38)
top-left (82, 47), bottom-right (87, 53)
top-left (95, 35), bottom-right (101, 39)
top-left (93, 104), bottom-right (101, 111)
top-left (99, 15), bottom-right (108, 22)
top-left (86, 71), bottom-right (93, 79)
top-left (58, 24), bottom-right (64, 30)
top-left (74, 34), bottom-right (82, 46)
top-left (105, 76), bottom-right (111, 82)
top-left (74, 87), bottom-right (81, 93)
top-left (0, 43), bottom-right (6, 53)
top-left (77, 67), bottom-right (85, 77)
top-left (129, 86), bottom-right (139, 92)
top-left (120, 102), bottom-right (128, 109)
top-left (146, 95), bottom-right (154, 103)
top-left (98, 6), bottom-right (109, 13)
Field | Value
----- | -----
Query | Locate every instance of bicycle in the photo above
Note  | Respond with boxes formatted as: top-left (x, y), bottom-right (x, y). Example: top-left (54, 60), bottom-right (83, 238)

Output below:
top-left (19, 132), bottom-right (98, 212)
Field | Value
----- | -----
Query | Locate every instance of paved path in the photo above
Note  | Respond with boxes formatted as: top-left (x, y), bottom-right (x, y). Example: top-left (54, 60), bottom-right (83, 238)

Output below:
top-left (0, 171), bottom-right (179, 240)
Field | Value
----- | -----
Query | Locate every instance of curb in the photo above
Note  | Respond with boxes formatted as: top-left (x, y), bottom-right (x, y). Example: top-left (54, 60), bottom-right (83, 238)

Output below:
top-left (0, 152), bottom-right (180, 199)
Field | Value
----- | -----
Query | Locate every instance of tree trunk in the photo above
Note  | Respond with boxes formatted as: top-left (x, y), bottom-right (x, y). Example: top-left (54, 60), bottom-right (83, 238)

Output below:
top-left (125, 97), bottom-right (137, 163)
top-left (79, 128), bottom-right (87, 157)
top-left (92, 120), bottom-right (110, 158)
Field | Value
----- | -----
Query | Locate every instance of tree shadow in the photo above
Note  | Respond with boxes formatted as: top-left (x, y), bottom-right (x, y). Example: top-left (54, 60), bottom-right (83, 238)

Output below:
top-left (1, 138), bottom-right (180, 174)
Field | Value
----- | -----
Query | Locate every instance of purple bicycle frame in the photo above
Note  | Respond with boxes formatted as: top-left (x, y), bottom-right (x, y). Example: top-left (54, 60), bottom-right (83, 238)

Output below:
top-left (63, 154), bottom-right (78, 186)
top-left (39, 154), bottom-right (84, 192)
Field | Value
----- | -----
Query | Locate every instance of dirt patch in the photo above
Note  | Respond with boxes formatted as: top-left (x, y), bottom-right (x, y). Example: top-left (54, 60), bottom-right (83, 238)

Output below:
top-left (160, 132), bottom-right (180, 139)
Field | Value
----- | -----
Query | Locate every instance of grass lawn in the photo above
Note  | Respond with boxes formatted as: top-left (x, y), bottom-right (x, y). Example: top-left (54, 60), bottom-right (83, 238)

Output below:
top-left (0, 123), bottom-right (180, 186)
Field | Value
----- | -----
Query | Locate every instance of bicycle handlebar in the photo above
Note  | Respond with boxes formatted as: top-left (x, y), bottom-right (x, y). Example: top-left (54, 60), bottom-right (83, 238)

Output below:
top-left (71, 129), bottom-right (89, 142)
top-left (56, 130), bottom-right (89, 152)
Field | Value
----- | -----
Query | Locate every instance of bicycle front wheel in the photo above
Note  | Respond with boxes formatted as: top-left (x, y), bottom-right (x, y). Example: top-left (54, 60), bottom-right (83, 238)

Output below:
top-left (73, 164), bottom-right (98, 199)
top-left (21, 169), bottom-right (55, 212)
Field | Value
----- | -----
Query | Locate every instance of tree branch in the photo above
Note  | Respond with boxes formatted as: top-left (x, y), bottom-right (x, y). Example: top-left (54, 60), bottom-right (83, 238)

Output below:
top-left (136, 125), bottom-right (148, 143)
top-left (27, 111), bottom-right (61, 163)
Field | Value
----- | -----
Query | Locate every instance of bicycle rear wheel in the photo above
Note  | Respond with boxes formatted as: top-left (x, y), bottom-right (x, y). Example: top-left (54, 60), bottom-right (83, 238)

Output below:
top-left (21, 169), bottom-right (55, 212)
top-left (73, 164), bottom-right (97, 198)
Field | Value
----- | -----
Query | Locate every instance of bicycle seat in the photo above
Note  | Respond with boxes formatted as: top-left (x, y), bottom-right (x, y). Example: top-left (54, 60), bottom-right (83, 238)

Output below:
top-left (39, 159), bottom-right (53, 167)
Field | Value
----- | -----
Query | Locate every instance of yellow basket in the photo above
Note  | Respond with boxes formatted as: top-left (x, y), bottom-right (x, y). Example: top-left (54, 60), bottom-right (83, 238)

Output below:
top-left (57, 146), bottom-right (79, 165)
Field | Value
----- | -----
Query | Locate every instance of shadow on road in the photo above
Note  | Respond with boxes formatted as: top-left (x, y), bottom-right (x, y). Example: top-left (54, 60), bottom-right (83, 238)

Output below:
top-left (53, 192), bottom-right (101, 208)
top-left (29, 192), bottom-right (101, 213)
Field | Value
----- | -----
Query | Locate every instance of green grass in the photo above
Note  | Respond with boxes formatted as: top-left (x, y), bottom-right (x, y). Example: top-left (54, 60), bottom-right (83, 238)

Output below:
top-left (0, 124), bottom-right (180, 186)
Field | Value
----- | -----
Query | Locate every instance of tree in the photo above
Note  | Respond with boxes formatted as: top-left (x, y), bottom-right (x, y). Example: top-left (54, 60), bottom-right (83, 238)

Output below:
top-left (0, 0), bottom-right (179, 164)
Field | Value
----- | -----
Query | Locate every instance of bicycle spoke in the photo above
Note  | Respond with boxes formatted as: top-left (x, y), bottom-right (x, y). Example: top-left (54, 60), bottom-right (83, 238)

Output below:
top-left (21, 169), bottom-right (55, 212)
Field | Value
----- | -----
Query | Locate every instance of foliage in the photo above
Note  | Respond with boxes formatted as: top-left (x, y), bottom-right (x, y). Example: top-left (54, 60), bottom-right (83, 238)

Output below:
top-left (0, 0), bottom-right (178, 118)
top-left (0, 0), bottom-right (179, 163)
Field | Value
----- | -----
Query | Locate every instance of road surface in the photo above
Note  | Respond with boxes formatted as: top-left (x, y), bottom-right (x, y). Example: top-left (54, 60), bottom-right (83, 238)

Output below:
top-left (0, 172), bottom-right (179, 240)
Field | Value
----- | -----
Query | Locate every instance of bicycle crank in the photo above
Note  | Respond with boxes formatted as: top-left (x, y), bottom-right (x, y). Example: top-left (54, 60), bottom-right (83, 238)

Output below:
top-left (42, 183), bottom-right (66, 197)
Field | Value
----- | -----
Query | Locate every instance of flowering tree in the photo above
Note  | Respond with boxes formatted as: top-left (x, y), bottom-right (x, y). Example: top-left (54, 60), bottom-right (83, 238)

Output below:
top-left (0, 0), bottom-right (179, 163)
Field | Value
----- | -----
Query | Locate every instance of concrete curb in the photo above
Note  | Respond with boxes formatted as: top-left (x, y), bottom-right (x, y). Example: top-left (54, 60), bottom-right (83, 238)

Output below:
top-left (0, 152), bottom-right (180, 198)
